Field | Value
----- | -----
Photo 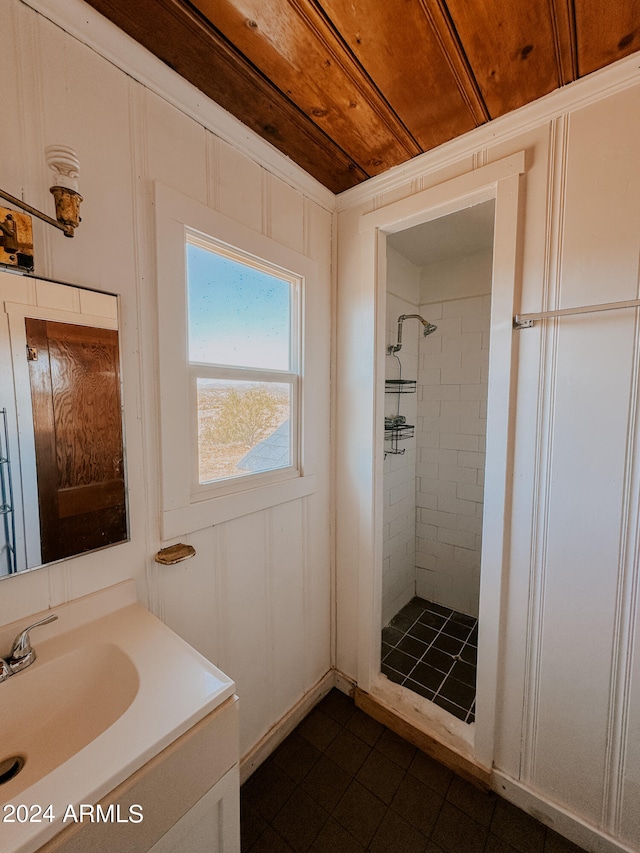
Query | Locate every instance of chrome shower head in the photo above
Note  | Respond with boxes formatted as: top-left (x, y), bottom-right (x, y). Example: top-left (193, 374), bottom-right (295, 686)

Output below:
top-left (422, 321), bottom-right (438, 336)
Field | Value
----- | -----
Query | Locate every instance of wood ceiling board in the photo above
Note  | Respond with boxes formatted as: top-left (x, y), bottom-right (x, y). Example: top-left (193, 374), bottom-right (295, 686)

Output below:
top-left (77, 0), bottom-right (640, 193)
top-left (316, 0), bottom-right (486, 151)
top-left (575, 0), bottom-right (640, 76)
top-left (83, 0), bottom-right (367, 192)
top-left (444, 0), bottom-right (566, 118)
top-left (191, 0), bottom-right (422, 174)
top-left (548, 0), bottom-right (578, 83)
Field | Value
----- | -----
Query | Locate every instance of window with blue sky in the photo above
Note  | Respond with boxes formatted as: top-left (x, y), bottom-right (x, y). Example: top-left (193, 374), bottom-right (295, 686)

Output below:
top-left (186, 235), bottom-right (298, 486)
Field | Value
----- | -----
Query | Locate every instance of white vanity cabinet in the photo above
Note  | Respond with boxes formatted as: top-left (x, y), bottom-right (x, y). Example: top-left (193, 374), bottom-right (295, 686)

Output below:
top-left (0, 582), bottom-right (239, 853)
top-left (37, 695), bottom-right (239, 853)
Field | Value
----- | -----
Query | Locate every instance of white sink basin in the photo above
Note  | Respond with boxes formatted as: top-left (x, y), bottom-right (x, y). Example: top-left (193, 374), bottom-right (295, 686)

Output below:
top-left (0, 581), bottom-right (235, 853)
top-left (2, 641), bottom-right (139, 797)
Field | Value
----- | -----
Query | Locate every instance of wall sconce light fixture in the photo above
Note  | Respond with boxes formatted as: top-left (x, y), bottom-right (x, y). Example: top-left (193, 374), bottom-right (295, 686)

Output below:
top-left (0, 145), bottom-right (82, 271)
top-left (0, 144), bottom-right (82, 248)
top-left (45, 145), bottom-right (83, 234)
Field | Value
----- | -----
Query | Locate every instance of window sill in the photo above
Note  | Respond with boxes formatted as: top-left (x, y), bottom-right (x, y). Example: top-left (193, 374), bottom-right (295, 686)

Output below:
top-left (161, 473), bottom-right (317, 539)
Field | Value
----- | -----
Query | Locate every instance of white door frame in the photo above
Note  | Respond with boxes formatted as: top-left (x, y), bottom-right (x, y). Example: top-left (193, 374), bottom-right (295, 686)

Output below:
top-left (355, 151), bottom-right (525, 770)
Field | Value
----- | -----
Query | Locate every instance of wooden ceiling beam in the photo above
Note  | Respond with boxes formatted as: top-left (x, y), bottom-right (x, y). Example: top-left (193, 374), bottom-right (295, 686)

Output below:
top-left (83, 0), bottom-right (368, 192)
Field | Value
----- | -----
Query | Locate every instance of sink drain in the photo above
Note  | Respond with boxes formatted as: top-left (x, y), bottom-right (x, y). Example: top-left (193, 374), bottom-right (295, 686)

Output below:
top-left (0, 756), bottom-right (25, 785)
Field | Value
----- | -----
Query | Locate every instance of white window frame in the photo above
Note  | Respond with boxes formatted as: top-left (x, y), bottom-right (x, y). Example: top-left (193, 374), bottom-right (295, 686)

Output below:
top-left (186, 230), bottom-right (300, 498)
top-left (155, 183), bottom-right (318, 538)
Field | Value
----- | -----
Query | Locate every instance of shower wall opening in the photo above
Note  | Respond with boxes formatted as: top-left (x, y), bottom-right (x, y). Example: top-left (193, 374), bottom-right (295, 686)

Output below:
top-left (380, 200), bottom-right (495, 724)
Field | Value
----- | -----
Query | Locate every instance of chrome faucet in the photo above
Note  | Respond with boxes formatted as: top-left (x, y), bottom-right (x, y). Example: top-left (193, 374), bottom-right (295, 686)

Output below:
top-left (0, 614), bottom-right (58, 682)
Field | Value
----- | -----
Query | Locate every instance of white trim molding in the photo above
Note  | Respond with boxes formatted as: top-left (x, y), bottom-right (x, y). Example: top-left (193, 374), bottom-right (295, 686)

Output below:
top-left (347, 151), bottom-right (525, 772)
top-left (155, 181), bottom-right (320, 540)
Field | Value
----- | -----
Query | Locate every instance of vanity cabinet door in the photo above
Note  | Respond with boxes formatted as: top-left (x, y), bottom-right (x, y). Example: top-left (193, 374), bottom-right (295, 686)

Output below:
top-left (147, 765), bottom-right (240, 853)
top-left (35, 697), bottom-right (239, 853)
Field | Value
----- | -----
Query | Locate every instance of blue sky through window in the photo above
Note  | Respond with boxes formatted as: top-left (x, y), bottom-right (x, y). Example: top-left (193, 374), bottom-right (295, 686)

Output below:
top-left (187, 242), bottom-right (291, 370)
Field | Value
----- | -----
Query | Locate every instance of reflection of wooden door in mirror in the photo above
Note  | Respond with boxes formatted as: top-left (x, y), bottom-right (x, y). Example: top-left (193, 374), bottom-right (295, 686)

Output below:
top-left (25, 319), bottom-right (127, 564)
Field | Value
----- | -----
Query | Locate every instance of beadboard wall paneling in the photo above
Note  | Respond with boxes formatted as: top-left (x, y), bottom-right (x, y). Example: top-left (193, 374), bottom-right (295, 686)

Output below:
top-left (216, 137), bottom-right (264, 233)
top-left (526, 84), bottom-right (640, 832)
top-left (1, 0), bottom-right (331, 764)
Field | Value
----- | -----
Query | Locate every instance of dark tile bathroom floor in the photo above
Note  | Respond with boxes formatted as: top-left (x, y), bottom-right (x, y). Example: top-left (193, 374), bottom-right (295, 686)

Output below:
top-left (240, 688), bottom-right (587, 852)
top-left (381, 597), bottom-right (478, 723)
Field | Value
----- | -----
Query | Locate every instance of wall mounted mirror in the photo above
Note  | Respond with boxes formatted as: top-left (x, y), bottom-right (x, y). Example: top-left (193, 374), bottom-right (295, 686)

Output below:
top-left (0, 270), bottom-right (128, 578)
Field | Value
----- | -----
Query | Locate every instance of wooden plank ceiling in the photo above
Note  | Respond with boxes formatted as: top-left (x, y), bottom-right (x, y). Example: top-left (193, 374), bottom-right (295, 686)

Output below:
top-left (84, 0), bottom-right (640, 193)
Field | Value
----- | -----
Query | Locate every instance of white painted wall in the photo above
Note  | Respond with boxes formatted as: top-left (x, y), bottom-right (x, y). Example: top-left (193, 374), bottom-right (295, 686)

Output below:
top-left (382, 247), bottom-right (420, 625)
top-left (1, 0), bottom-right (332, 765)
top-left (336, 60), bottom-right (640, 853)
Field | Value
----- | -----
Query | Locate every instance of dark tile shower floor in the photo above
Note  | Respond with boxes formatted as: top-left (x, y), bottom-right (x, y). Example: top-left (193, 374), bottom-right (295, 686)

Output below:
top-left (241, 688), bottom-right (587, 852)
top-left (381, 597), bottom-right (478, 723)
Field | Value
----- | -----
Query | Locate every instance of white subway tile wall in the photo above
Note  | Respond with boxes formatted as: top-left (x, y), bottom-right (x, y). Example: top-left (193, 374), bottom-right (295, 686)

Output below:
top-left (415, 295), bottom-right (491, 618)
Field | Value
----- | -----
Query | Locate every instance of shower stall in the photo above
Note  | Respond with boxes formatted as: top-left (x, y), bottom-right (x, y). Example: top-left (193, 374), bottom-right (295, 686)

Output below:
top-left (380, 202), bottom-right (495, 724)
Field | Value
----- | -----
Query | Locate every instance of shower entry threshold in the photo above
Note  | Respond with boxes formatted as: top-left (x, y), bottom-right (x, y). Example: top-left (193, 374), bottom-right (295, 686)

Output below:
top-left (381, 597), bottom-right (477, 723)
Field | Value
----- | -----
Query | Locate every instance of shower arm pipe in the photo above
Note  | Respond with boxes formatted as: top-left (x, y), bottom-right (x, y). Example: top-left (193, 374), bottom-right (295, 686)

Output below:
top-left (388, 317), bottom-right (405, 354)
top-left (387, 314), bottom-right (436, 354)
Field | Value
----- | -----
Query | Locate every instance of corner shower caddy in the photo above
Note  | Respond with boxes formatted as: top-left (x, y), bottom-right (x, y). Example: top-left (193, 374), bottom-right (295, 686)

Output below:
top-left (385, 379), bottom-right (416, 456)
top-left (385, 314), bottom-right (436, 457)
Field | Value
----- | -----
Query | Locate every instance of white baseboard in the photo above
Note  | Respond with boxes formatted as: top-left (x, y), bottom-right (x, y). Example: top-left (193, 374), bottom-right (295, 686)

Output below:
top-left (239, 671), bottom-right (335, 784)
top-left (493, 770), bottom-right (637, 853)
